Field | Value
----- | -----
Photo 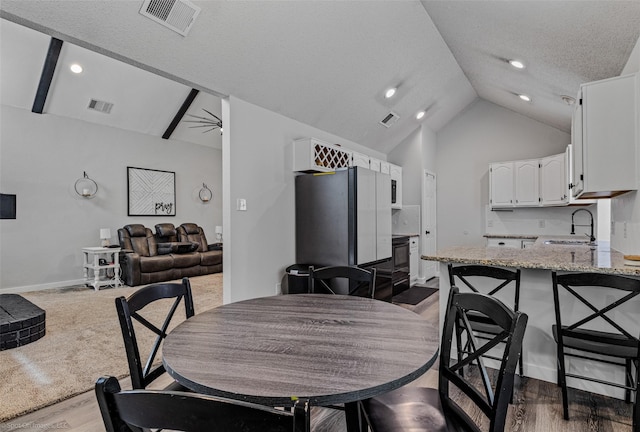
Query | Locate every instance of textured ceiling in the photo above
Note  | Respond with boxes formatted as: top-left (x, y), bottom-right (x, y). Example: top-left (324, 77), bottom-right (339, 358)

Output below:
top-left (422, 1), bottom-right (640, 133)
top-left (0, 18), bottom-right (223, 149)
top-left (1, 1), bottom-right (639, 154)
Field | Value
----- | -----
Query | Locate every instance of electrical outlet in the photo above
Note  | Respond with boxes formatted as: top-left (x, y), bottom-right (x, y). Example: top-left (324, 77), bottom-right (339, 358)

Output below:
top-left (538, 220), bottom-right (545, 228)
top-left (487, 220), bottom-right (494, 228)
top-left (275, 283), bottom-right (281, 294)
top-left (624, 221), bottom-right (628, 239)
top-left (236, 198), bottom-right (247, 211)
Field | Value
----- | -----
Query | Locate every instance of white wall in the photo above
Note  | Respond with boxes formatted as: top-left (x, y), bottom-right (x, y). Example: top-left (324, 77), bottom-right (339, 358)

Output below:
top-left (435, 99), bottom-right (581, 248)
top-left (223, 96), bottom-right (386, 303)
top-left (610, 35), bottom-right (640, 254)
top-left (0, 105), bottom-right (222, 291)
top-left (388, 124), bottom-right (437, 207)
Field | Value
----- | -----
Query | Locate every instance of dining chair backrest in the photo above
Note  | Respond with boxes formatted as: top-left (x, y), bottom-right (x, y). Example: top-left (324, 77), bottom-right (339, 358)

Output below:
top-left (440, 287), bottom-right (528, 431)
top-left (308, 265), bottom-right (376, 298)
top-left (115, 277), bottom-right (194, 389)
top-left (552, 271), bottom-right (640, 425)
top-left (448, 264), bottom-right (521, 310)
top-left (360, 286), bottom-right (527, 432)
top-left (95, 376), bottom-right (310, 432)
top-left (448, 264), bottom-right (524, 379)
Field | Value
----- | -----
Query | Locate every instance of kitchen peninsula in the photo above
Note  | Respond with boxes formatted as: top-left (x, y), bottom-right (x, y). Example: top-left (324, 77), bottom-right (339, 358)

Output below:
top-left (423, 236), bottom-right (640, 399)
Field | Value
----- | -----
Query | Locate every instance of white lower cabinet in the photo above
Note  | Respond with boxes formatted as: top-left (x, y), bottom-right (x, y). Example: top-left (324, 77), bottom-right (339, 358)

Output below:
top-left (486, 238), bottom-right (523, 248)
top-left (409, 236), bottom-right (419, 285)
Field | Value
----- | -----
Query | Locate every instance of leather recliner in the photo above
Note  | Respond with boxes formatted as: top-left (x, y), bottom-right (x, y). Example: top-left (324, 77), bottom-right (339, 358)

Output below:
top-left (177, 223), bottom-right (223, 274)
top-left (118, 223), bottom-right (222, 286)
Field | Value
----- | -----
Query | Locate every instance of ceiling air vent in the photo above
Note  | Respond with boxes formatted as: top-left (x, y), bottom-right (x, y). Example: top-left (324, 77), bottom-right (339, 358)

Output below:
top-left (379, 111), bottom-right (399, 128)
top-left (139, 0), bottom-right (201, 36)
top-left (87, 99), bottom-right (114, 114)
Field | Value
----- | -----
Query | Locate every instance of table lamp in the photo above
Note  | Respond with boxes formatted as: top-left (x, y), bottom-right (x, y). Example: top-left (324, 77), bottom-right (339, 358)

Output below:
top-left (215, 225), bottom-right (223, 242)
top-left (100, 228), bottom-right (111, 247)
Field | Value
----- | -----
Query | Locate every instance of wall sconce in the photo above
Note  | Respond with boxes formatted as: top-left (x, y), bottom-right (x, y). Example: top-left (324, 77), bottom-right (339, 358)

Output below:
top-left (215, 225), bottom-right (223, 242)
top-left (199, 183), bottom-right (213, 203)
top-left (100, 228), bottom-right (111, 247)
top-left (74, 171), bottom-right (98, 198)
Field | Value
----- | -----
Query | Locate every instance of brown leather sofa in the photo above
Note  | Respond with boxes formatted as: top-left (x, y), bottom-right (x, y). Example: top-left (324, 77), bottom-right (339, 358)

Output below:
top-left (118, 223), bottom-right (222, 286)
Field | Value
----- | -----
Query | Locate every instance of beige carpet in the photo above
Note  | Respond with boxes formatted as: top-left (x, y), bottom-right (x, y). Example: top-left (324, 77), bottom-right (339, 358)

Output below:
top-left (0, 273), bottom-right (222, 421)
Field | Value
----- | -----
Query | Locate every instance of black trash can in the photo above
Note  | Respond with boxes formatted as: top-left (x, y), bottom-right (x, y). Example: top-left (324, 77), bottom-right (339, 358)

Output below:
top-left (285, 264), bottom-right (312, 294)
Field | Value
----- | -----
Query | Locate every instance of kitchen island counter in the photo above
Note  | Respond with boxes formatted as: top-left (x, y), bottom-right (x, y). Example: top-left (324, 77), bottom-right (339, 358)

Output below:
top-left (423, 236), bottom-right (640, 276)
top-left (423, 236), bottom-right (639, 400)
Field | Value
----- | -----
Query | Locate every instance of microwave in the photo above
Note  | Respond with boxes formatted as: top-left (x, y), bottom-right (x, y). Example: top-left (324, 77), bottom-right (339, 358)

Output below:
top-left (391, 179), bottom-right (397, 205)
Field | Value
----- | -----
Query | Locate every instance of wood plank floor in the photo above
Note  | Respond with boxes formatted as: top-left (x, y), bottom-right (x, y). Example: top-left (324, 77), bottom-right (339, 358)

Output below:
top-left (0, 286), bottom-right (634, 432)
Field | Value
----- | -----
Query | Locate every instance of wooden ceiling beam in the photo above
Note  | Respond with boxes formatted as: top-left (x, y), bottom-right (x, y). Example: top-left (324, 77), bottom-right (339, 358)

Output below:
top-left (163, 88), bottom-right (200, 139)
top-left (32, 37), bottom-right (63, 114)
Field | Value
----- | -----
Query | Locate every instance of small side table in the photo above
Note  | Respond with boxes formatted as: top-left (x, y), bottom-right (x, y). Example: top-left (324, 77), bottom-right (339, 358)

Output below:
top-left (82, 247), bottom-right (122, 291)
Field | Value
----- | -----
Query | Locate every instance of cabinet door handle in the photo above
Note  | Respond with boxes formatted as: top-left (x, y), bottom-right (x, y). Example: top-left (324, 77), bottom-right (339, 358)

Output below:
top-left (425, 231), bottom-right (430, 235)
top-left (498, 242), bottom-right (505, 246)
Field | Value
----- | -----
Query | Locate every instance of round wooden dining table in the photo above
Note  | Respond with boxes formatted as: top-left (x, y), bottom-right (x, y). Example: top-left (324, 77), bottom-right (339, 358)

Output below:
top-left (162, 294), bottom-right (439, 431)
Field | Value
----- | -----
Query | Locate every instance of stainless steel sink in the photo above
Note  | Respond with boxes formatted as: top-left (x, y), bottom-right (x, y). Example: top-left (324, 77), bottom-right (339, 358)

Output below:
top-left (543, 239), bottom-right (592, 245)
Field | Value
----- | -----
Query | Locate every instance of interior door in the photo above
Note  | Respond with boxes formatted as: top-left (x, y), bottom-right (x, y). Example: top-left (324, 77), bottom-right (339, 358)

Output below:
top-left (421, 171), bottom-right (437, 280)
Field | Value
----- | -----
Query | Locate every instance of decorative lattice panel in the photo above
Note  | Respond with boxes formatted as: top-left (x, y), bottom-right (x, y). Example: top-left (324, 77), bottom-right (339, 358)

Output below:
top-left (313, 143), bottom-right (351, 170)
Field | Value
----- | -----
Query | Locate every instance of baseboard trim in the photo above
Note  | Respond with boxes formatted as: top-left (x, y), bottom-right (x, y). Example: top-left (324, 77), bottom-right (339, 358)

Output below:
top-left (1, 279), bottom-right (86, 294)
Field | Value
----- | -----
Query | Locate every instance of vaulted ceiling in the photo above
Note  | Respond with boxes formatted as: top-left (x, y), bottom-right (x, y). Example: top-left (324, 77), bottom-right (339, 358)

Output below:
top-left (1, 1), bottom-right (639, 155)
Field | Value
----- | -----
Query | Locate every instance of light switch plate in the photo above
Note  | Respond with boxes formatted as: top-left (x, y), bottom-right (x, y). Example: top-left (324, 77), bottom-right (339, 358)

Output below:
top-left (237, 198), bottom-right (247, 211)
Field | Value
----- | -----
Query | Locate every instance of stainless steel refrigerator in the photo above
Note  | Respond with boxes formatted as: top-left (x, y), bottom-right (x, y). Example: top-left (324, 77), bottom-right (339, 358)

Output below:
top-left (295, 166), bottom-right (392, 269)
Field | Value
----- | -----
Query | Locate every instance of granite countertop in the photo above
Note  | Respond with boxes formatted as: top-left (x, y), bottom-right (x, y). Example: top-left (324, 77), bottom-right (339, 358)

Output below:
top-left (422, 236), bottom-right (640, 276)
top-left (484, 234), bottom-right (538, 239)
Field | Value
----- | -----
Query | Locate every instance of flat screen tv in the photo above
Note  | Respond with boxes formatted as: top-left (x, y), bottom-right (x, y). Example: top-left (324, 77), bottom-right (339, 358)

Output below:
top-left (0, 193), bottom-right (16, 219)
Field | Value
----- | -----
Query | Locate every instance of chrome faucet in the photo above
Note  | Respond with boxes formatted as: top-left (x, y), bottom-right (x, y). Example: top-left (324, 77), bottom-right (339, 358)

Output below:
top-left (571, 208), bottom-right (595, 243)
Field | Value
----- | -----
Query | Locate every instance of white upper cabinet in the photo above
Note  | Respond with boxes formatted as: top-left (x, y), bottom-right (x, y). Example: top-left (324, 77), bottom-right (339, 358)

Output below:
top-left (490, 162), bottom-right (514, 208)
top-left (293, 138), bottom-right (352, 172)
top-left (389, 163), bottom-right (403, 209)
top-left (540, 153), bottom-right (567, 206)
top-left (565, 145), bottom-right (596, 205)
top-left (514, 159), bottom-right (539, 206)
top-left (380, 162), bottom-right (390, 175)
top-left (351, 151), bottom-right (370, 169)
top-left (572, 72), bottom-right (639, 198)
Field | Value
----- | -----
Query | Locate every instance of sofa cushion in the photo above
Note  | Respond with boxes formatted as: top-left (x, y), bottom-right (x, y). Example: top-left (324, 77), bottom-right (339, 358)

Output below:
top-left (178, 223), bottom-right (209, 252)
top-left (139, 255), bottom-right (174, 273)
top-left (125, 224), bottom-right (147, 237)
top-left (155, 223), bottom-right (177, 237)
top-left (172, 253), bottom-right (201, 268)
top-left (200, 250), bottom-right (222, 266)
top-left (181, 223), bottom-right (200, 235)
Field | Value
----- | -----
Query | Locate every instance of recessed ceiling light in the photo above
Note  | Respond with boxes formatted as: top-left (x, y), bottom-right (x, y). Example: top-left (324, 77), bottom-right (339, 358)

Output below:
top-left (519, 94), bottom-right (531, 102)
top-left (70, 64), bottom-right (83, 74)
top-left (385, 88), bottom-right (397, 99)
top-left (509, 59), bottom-right (525, 69)
top-left (416, 110), bottom-right (426, 120)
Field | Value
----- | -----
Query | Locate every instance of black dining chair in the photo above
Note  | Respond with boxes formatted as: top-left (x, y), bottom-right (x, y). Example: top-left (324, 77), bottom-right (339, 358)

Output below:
top-left (115, 277), bottom-right (194, 390)
top-left (96, 376), bottom-right (310, 432)
top-left (308, 265), bottom-right (376, 299)
top-left (552, 271), bottom-right (640, 428)
top-left (448, 264), bottom-right (523, 377)
top-left (361, 286), bottom-right (528, 432)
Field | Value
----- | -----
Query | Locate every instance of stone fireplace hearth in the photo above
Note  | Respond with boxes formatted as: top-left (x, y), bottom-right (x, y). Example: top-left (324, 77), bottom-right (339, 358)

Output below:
top-left (0, 294), bottom-right (46, 350)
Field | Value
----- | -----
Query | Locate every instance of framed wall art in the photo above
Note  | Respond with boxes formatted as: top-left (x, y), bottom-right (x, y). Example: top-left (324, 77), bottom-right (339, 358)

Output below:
top-left (127, 167), bottom-right (176, 216)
